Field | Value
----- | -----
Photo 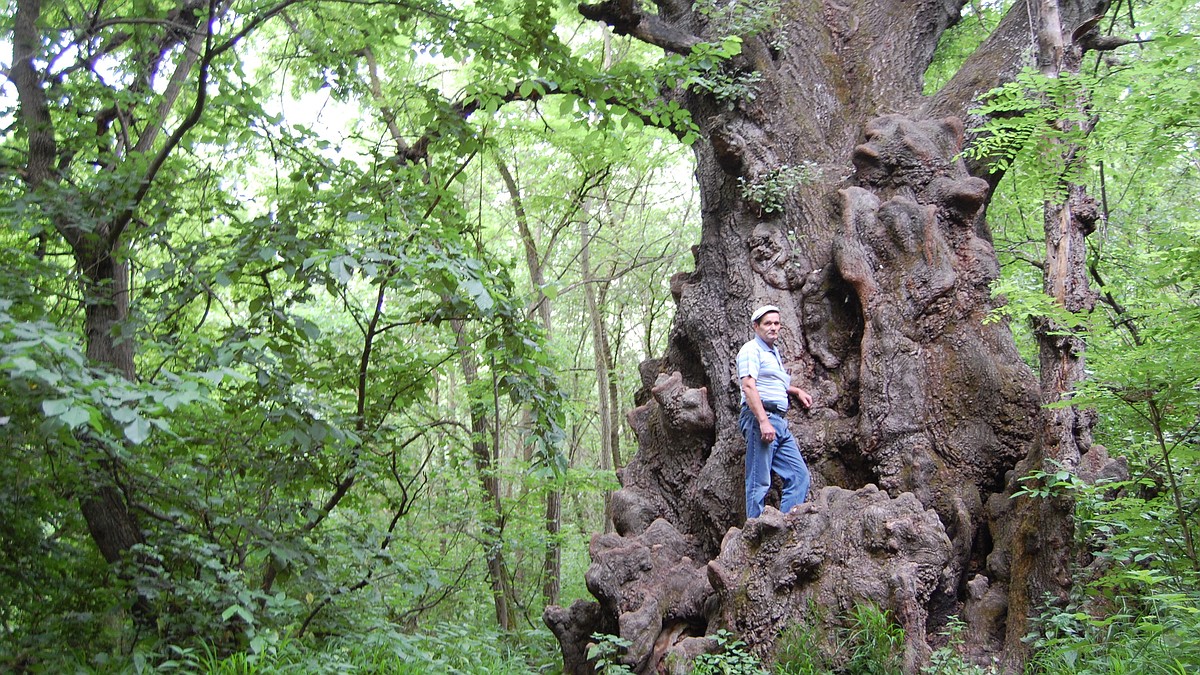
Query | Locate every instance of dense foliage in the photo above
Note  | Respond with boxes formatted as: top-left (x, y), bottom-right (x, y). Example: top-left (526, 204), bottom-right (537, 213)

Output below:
top-left (1, 0), bottom-right (695, 669)
top-left (1, 0), bottom-right (1198, 672)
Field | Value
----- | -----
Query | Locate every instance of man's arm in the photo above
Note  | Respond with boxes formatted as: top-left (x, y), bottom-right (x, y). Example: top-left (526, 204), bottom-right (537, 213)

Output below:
top-left (788, 385), bottom-right (813, 408)
top-left (742, 375), bottom-right (777, 443)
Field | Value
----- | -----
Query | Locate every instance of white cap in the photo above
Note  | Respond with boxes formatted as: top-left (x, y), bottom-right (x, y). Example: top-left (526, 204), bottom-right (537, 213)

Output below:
top-left (751, 304), bottom-right (780, 324)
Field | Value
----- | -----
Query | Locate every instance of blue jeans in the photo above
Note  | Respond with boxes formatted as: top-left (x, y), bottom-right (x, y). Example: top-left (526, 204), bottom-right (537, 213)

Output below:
top-left (739, 405), bottom-right (810, 519)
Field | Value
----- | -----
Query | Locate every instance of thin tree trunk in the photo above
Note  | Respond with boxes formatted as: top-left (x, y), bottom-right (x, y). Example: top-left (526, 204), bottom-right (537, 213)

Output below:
top-left (495, 158), bottom-right (562, 607)
top-left (79, 244), bottom-right (137, 379)
top-left (580, 215), bottom-right (620, 534)
top-left (13, 0), bottom-right (149, 619)
top-left (594, 24), bottom-right (621, 534)
top-left (606, 348), bottom-right (621, 495)
top-left (450, 317), bottom-right (516, 630)
top-left (76, 244), bottom-right (148, 613)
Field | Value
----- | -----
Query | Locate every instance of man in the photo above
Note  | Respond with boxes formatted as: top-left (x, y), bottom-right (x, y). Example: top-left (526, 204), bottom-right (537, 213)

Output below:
top-left (737, 304), bottom-right (813, 519)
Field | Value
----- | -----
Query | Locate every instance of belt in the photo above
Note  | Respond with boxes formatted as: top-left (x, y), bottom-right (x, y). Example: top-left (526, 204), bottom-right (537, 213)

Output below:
top-left (746, 401), bottom-right (787, 415)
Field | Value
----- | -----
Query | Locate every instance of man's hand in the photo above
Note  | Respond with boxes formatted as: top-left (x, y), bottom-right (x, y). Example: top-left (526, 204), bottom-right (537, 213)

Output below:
top-left (743, 375), bottom-right (777, 443)
top-left (790, 387), bottom-right (813, 408)
top-left (758, 417), bottom-right (777, 443)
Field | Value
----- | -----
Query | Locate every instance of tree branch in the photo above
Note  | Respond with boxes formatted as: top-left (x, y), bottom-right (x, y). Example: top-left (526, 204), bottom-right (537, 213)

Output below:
top-left (10, 0), bottom-right (58, 189)
top-left (924, 0), bottom-right (1113, 181)
top-left (132, 19), bottom-right (208, 155)
top-left (1079, 34), bottom-right (1151, 52)
top-left (924, 0), bottom-right (1113, 119)
top-left (359, 45), bottom-right (413, 157)
top-left (578, 0), bottom-right (700, 55)
top-left (211, 0), bottom-right (308, 58)
top-left (111, 0), bottom-right (229, 244)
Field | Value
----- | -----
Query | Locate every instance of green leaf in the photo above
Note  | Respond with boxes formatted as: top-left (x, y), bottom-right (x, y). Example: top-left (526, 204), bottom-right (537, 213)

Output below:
top-left (7, 356), bottom-right (37, 373)
top-left (221, 604), bottom-right (255, 625)
top-left (463, 278), bottom-right (493, 312)
top-left (124, 416), bottom-right (152, 444)
top-left (558, 94), bottom-right (577, 117)
top-left (60, 406), bottom-right (92, 429)
top-left (330, 255), bottom-right (356, 283)
top-left (111, 407), bottom-right (138, 424)
top-left (42, 399), bottom-right (70, 417)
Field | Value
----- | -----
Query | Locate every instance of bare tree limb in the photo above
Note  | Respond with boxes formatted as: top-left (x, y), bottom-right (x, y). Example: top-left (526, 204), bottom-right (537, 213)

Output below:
top-left (112, 0), bottom-right (228, 244)
top-left (133, 20), bottom-right (209, 154)
top-left (360, 45), bottom-right (414, 156)
top-left (578, 0), bottom-right (700, 55)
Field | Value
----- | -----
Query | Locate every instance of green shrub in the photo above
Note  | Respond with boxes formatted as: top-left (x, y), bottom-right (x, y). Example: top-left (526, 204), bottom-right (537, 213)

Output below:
top-left (922, 617), bottom-right (994, 675)
top-left (775, 603), bottom-right (904, 675)
top-left (692, 630), bottom-right (766, 675)
top-left (1026, 584), bottom-right (1200, 675)
top-left (588, 633), bottom-right (635, 675)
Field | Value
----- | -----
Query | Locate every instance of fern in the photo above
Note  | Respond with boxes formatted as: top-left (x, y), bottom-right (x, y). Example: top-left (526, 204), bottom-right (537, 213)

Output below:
top-left (964, 68), bottom-right (1097, 196)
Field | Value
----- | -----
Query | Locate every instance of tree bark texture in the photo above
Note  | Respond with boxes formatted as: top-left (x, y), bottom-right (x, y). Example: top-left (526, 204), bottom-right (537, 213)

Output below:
top-left (550, 0), bottom-right (1112, 672)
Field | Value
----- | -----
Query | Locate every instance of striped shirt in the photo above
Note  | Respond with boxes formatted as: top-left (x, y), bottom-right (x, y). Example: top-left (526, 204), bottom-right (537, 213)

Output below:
top-left (737, 336), bottom-right (790, 408)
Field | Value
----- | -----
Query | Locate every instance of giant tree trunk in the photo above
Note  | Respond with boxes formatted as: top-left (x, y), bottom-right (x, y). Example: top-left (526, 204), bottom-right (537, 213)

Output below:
top-left (546, 0), bottom-right (1114, 672)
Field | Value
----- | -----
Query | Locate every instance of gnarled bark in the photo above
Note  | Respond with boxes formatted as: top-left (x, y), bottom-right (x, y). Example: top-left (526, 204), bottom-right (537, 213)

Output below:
top-left (709, 486), bottom-right (952, 673)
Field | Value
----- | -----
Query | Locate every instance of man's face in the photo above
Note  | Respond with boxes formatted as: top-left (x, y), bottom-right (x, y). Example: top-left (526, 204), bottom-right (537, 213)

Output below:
top-left (754, 312), bottom-right (782, 344)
